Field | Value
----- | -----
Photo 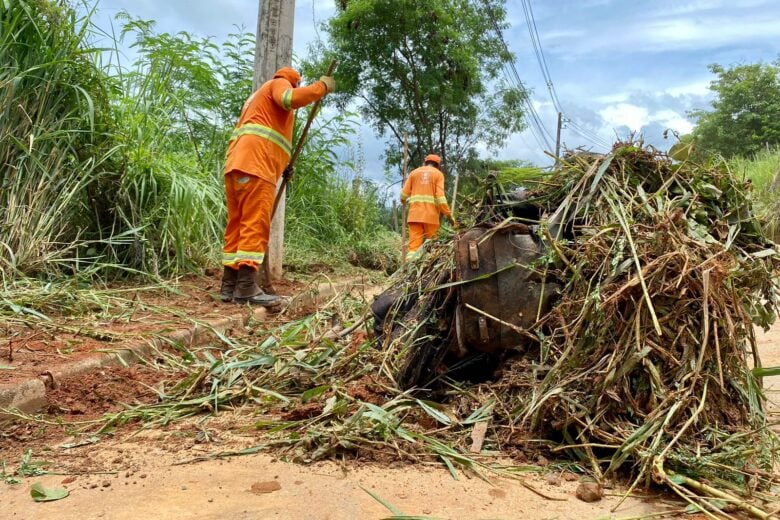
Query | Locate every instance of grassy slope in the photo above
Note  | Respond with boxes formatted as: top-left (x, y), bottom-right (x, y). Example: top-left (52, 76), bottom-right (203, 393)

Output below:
top-left (729, 147), bottom-right (780, 239)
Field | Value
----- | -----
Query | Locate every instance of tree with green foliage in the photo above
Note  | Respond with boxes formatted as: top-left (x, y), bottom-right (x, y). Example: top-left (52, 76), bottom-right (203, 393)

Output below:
top-left (310, 0), bottom-right (526, 173)
top-left (690, 61), bottom-right (780, 158)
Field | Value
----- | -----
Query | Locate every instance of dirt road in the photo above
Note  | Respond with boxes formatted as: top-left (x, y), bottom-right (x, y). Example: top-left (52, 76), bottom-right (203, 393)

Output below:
top-left (1, 324), bottom-right (778, 519)
top-left (1, 434), bottom-right (664, 520)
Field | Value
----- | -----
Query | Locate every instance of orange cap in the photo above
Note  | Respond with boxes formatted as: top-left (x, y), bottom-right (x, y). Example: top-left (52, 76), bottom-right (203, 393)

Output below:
top-left (273, 67), bottom-right (301, 87)
top-left (425, 154), bottom-right (441, 165)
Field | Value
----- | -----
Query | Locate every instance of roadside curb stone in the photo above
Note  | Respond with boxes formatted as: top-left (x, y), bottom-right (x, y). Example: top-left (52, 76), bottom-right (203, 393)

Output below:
top-left (0, 278), bottom-right (369, 421)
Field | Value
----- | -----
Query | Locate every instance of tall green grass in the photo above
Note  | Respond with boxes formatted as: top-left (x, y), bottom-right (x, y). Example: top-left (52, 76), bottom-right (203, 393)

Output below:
top-left (286, 112), bottom-right (400, 273)
top-left (106, 14), bottom-right (249, 273)
top-left (0, 0), bottom-right (118, 280)
top-left (729, 147), bottom-right (780, 239)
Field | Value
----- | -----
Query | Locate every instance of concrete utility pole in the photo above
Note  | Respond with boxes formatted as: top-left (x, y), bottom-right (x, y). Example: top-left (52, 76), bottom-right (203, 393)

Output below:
top-left (254, 0), bottom-right (295, 280)
top-left (401, 134), bottom-right (409, 264)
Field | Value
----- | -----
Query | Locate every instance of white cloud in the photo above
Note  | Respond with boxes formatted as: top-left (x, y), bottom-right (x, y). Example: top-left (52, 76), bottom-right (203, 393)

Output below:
top-left (542, 28), bottom-right (587, 41)
top-left (592, 101), bottom-right (694, 145)
top-left (595, 92), bottom-right (630, 104)
top-left (495, 131), bottom-right (551, 165)
top-left (666, 81), bottom-right (711, 98)
top-left (637, 16), bottom-right (780, 51)
top-left (660, 0), bottom-right (776, 16)
top-left (90, 0), bottom-right (777, 168)
top-left (544, 5), bottom-right (780, 57)
top-left (599, 103), bottom-right (649, 131)
top-left (652, 110), bottom-right (694, 134)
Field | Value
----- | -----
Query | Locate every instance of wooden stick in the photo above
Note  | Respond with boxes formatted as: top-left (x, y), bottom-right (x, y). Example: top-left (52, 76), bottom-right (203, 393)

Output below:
top-left (450, 170), bottom-right (460, 218)
top-left (666, 469), bottom-right (773, 520)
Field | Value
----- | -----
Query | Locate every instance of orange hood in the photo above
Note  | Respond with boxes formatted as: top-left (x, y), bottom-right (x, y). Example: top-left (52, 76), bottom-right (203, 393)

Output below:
top-left (273, 67), bottom-right (301, 87)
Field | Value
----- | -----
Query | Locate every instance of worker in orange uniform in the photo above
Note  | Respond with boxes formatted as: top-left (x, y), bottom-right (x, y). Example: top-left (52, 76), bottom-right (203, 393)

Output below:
top-left (220, 67), bottom-right (336, 305)
top-left (400, 154), bottom-right (456, 261)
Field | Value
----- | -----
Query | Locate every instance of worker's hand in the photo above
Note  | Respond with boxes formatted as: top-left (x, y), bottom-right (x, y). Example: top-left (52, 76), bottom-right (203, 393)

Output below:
top-left (282, 164), bottom-right (295, 181)
top-left (320, 75), bottom-right (336, 93)
top-left (449, 217), bottom-right (459, 229)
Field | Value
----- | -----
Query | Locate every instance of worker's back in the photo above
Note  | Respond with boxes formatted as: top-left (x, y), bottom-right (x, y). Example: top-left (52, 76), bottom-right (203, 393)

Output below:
top-left (223, 68), bottom-right (325, 185)
top-left (223, 78), bottom-right (294, 184)
top-left (402, 165), bottom-right (448, 224)
top-left (236, 78), bottom-right (296, 144)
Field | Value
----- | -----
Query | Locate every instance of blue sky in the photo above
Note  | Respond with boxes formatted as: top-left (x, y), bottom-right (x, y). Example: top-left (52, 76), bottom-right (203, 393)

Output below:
top-left (92, 0), bottom-right (780, 181)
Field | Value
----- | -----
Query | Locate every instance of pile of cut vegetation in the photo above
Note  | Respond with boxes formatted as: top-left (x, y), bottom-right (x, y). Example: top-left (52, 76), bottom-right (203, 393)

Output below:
top-left (494, 144), bottom-right (780, 513)
top-left (99, 143), bottom-right (779, 517)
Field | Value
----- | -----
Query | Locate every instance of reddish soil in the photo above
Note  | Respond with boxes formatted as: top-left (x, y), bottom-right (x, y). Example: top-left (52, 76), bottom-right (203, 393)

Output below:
top-left (344, 375), bottom-right (389, 405)
top-left (0, 272), bottom-right (304, 385)
top-left (0, 412), bottom-right (673, 520)
top-left (45, 365), bottom-right (177, 419)
top-left (0, 323), bottom-right (776, 519)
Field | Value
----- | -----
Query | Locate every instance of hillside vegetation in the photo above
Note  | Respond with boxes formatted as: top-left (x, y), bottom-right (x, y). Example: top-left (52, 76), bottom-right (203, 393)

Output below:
top-left (0, 0), bottom-right (397, 287)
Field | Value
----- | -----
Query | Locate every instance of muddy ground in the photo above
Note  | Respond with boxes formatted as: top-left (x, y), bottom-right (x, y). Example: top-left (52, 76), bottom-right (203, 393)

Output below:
top-left (0, 300), bottom-right (778, 519)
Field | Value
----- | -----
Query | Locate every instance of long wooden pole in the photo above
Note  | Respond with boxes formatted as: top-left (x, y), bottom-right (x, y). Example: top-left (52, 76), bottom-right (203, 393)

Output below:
top-left (262, 60), bottom-right (337, 291)
top-left (401, 133), bottom-right (409, 264)
top-left (450, 170), bottom-right (460, 219)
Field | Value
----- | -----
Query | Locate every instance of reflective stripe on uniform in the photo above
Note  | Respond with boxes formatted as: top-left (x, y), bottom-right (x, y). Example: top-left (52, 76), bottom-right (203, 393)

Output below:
top-left (234, 250), bottom-right (265, 263)
top-left (435, 196), bottom-right (448, 205)
top-left (407, 195), bottom-right (437, 204)
top-left (230, 123), bottom-right (292, 156)
top-left (400, 192), bottom-right (409, 202)
top-left (281, 89), bottom-right (293, 110)
top-left (222, 252), bottom-right (237, 266)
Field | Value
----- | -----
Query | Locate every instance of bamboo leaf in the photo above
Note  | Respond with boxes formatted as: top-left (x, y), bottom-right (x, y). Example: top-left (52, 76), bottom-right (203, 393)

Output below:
top-left (415, 399), bottom-right (452, 425)
top-left (752, 366), bottom-right (780, 377)
top-left (301, 385), bottom-right (329, 403)
top-left (439, 455), bottom-right (460, 481)
top-left (462, 400), bottom-right (495, 425)
top-left (30, 483), bottom-right (69, 502)
top-left (751, 249), bottom-right (777, 258)
top-left (361, 486), bottom-right (405, 516)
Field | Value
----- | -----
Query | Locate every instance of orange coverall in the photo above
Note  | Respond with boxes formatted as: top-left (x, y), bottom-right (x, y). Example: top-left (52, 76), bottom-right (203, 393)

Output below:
top-left (400, 165), bottom-right (452, 259)
top-left (222, 67), bottom-right (326, 270)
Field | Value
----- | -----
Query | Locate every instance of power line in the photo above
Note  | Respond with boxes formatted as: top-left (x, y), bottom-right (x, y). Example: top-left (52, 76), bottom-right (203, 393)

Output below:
top-left (519, 0), bottom-right (562, 113)
top-left (501, 53), bottom-right (554, 150)
top-left (566, 119), bottom-right (611, 150)
top-left (482, 0), bottom-right (615, 155)
top-left (481, 0), bottom-right (555, 151)
top-left (527, 0), bottom-right (562, 111)
top-left (516, 0), bottom-right (617, 153)
top-left (567, 119), bottom-right (610, 147)
top-left (567, 121), bottom-right (607, 148)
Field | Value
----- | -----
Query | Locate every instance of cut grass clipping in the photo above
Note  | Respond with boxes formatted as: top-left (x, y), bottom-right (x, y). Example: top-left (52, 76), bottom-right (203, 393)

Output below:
top-left (30, 483), bottom-right (69, 503)
top-left (93, 142), bottom-right (778, 517)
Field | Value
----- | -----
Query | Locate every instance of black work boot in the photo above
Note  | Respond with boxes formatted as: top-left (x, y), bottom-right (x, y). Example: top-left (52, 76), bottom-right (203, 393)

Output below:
top-left (219, 266), bottom-right (238, 302)
top-left (233, 265), bottom-right (281, 307)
